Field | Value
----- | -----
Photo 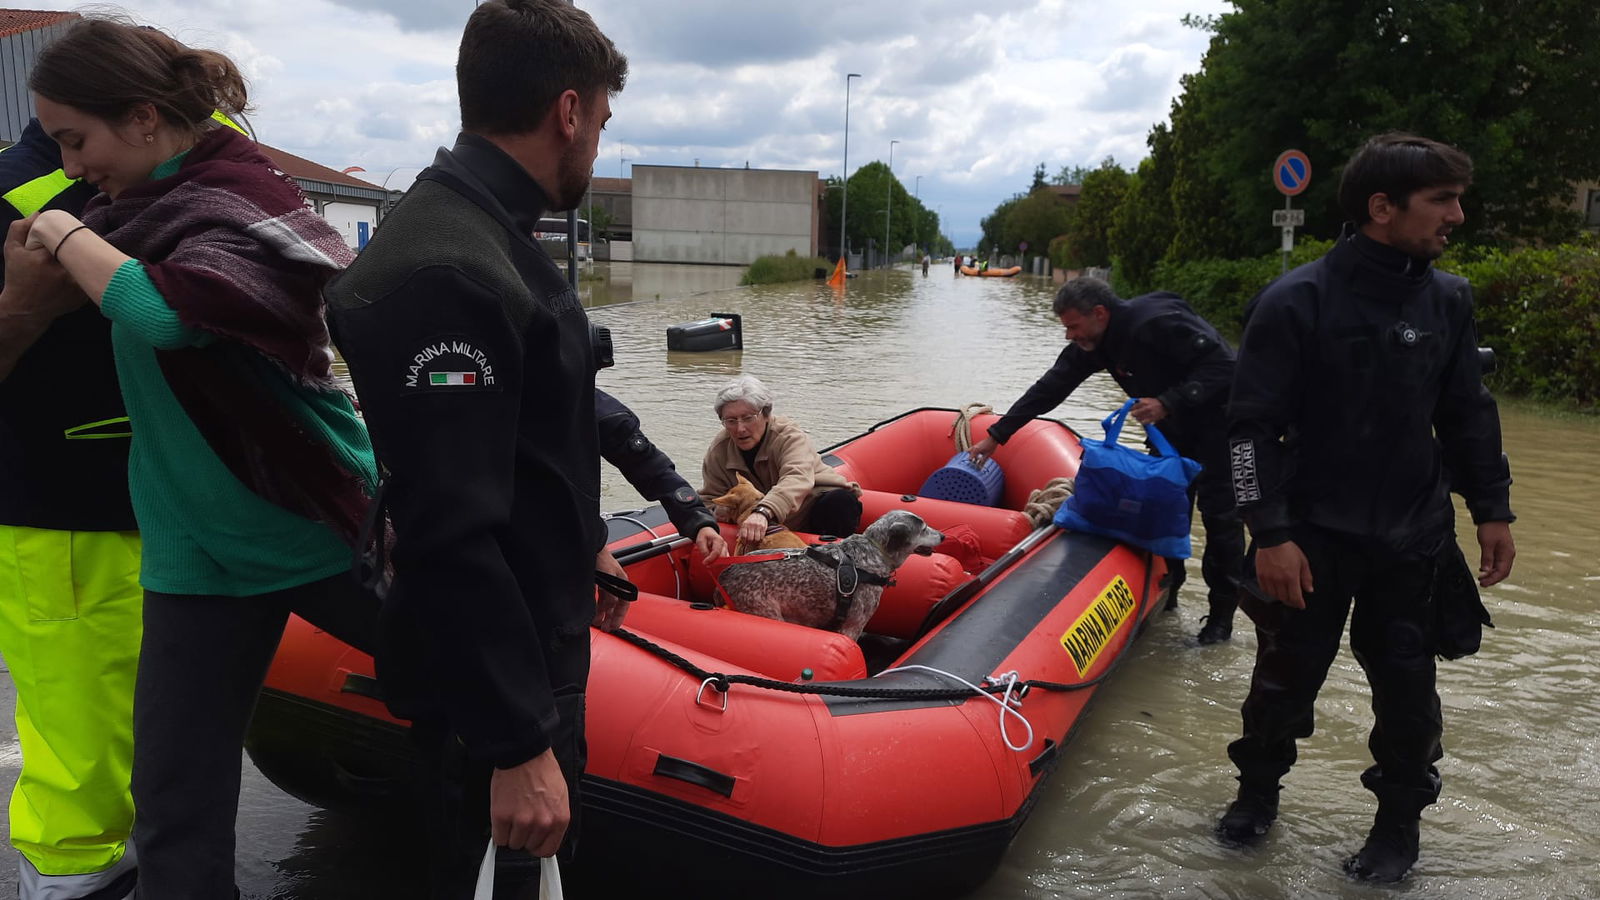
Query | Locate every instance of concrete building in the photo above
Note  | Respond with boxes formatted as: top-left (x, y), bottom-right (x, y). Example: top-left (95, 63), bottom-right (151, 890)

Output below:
top-left (632, 164), bottom-right (820, 265)
top-left (583, 176), bottom-right (632, 242)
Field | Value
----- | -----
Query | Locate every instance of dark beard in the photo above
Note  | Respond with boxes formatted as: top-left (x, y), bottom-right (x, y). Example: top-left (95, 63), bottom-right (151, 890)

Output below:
top-left (548, 145), bottom-right (592, 212)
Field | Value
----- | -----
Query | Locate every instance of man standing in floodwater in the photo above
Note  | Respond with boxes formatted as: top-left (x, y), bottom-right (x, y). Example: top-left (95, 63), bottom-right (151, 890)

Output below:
top-left (326, 0), bottom-right (627, 894)
top-left (1217, 133), bottom-right (1515, 883)
top-left (969, 276), bottom-right (1245, 645)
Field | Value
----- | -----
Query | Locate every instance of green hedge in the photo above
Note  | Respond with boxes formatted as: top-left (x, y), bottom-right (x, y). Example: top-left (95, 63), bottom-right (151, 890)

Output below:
top-left (740, 251), bottom-right (832, 286)
top-left (1143, 238), bottom-right (1600, 409)
top-left (1145, 239), bottom-right (1333, 331)
top-left (1442, 239), bottom-right (1600, 408)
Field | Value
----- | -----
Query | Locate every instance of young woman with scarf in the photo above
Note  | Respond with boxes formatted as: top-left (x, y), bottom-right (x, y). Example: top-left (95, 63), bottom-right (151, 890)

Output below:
top-left (8, 19), bottom-right (377, 898)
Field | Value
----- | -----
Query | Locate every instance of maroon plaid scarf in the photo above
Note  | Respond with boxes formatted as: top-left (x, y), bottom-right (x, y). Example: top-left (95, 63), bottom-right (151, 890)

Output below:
top-left (83, 127), bottom-right (371, 543)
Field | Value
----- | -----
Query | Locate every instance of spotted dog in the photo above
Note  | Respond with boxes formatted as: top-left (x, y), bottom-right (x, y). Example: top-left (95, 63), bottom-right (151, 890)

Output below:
top-left (717, 510), bottom-right (944, 640)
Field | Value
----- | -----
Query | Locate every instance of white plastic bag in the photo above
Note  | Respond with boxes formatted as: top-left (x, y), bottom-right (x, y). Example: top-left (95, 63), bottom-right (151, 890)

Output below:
top-left (472, 842), bottom-right (564, 900)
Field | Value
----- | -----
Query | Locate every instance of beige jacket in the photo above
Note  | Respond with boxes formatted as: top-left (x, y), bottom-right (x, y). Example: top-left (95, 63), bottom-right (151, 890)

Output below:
top-left (698, 415), bottom-right (859, 532)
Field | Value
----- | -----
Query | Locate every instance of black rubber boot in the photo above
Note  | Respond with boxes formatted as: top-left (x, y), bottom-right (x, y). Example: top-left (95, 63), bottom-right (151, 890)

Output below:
top-left (1163, 559), bottom-right (1185, 612)
top-left (1216, 783), bottom-right (1279, 846)
top-left (1344, 811), bottom-right (1420, 883)
top-left (1196, 613), bottom-right (1233, 645)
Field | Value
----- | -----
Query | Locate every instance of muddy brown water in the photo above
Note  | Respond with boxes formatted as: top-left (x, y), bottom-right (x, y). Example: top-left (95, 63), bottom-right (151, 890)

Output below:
top-left (1, 262), bottom-right (1593, 898)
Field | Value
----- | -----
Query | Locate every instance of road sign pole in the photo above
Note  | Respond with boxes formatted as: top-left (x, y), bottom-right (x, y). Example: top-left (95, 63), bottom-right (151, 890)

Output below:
top-left (1282, 196), bottom-right (1292, 275)
top-left (1272, 149), bottom-right (1311, 276)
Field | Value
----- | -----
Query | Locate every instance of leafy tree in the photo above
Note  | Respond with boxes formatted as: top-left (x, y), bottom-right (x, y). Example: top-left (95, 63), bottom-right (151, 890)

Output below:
top-left (584, 204), bottom-right (615, 242)
top-left (1060, 158), bottom-right (1130, 269)
top-left (1053, 164), bottom-right (1093, 187)
top-left (1109, 123), bottom-right (1177, 291)
top-left (978, 194), bottom-right (1022, 258)
top-left (979, 165), bottom-right (1078, 261)
top-left (980, 188), bottom-right (1073, 261)
top-left (1160, 0), bottom-right (1600, 260)
top-left (820, 163), bottom-right (927, 259)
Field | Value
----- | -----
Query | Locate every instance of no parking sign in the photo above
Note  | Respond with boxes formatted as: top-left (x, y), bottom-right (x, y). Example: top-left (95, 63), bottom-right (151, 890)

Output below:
top-left (1273, 149), bottom-right (1312, 196)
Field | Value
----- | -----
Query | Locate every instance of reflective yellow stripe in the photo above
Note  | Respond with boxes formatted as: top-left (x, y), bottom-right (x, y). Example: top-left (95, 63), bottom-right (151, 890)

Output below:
top-left (63, 417), bottom-right (132, 440)
top-left (2, 169), bottom-right (74, 217)
top-left (210, 110), bottom-right (246, 135)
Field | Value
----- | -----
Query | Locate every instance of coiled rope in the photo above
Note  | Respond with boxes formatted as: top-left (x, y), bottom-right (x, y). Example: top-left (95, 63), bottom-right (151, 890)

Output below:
top-left (949, 403), bottom-right (994, 452)
top-left (1023, 476), bottom-right (1077, 527)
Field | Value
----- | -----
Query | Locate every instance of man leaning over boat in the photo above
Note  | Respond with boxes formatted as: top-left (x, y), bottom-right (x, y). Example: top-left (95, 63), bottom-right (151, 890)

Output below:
top-left (969, 276), bottom-right (1245, 645)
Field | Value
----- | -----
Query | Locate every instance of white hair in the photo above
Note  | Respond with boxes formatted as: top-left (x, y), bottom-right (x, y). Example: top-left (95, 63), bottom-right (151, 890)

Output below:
top-left (714, 374), bottom-right (774, 417)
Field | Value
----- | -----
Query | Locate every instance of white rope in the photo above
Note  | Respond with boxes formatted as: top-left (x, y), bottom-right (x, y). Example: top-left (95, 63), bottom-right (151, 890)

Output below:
top-left (602, 512), bottom-right (687, 601)
top-left (603, 512), bottom-right (660, 539)
top-left (875, 664), bottom-right (1035, 752)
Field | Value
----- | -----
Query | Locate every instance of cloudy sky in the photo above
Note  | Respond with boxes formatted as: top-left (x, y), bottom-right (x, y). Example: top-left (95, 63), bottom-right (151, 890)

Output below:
top-left (13, 0), bottom-right (1231, 246)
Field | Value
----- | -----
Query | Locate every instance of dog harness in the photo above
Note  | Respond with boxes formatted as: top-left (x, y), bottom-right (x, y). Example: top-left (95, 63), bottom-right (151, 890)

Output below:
top-left (803, 545), bottom-right (895, 632)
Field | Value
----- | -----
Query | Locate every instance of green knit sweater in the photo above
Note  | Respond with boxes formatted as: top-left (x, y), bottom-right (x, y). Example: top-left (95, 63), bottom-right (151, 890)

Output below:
top-left (98, 168), bottom-right (374, 595)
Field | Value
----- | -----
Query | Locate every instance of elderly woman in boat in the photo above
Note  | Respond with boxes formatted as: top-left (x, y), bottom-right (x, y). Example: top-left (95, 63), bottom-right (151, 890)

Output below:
top-left (699, 374), bottom-right (863, 547)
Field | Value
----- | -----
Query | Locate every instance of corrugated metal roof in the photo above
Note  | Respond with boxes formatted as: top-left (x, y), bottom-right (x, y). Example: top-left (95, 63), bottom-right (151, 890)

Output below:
top-left (0, 9), bottom-right (76, 40)
top-left (255, 141), bottom-right (380, 190)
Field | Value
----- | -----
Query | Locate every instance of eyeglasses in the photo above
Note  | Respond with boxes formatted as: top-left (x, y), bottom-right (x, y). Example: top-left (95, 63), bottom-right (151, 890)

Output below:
top-left (720, 413), bottom-right (762, 429)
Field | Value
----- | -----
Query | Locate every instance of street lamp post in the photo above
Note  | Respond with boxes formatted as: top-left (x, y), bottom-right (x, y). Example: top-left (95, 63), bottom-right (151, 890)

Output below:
top-left (378, 165), bottom-right (424, 218)
top-left (884, 139), bottom-right (898, 268)
top-left (840, 73), bottom-right (861, 266)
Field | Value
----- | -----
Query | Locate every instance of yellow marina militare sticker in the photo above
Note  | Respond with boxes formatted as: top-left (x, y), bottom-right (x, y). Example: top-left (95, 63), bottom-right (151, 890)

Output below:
top-left (1059, 575), bottom-right (1138, 677)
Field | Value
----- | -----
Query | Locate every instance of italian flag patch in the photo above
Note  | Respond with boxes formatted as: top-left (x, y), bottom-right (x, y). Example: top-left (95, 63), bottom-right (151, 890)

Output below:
top-left (429, 372), bottom-right (478, 386)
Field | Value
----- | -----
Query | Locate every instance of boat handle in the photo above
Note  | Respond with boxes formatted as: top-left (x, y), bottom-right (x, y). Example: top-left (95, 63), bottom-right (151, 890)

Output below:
top-left (340, 671), bottom-right (384, 701)
top-left (1028, 738), bottom-right (1059, 778)
top-left (695, 677), bottom-right (728, 713)
top-left (652, 753), bottom-right (736, 798)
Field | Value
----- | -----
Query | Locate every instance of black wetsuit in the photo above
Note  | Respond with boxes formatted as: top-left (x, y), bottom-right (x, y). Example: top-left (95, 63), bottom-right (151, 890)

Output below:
top-left (327, 133), bottom-right (602, 896)
top-left (1224, 229), bottom-right (1513, 815)
top-left (596, 388), bottom-right (716, 540)
top-left (988, 292), bottom-right (1245, 620)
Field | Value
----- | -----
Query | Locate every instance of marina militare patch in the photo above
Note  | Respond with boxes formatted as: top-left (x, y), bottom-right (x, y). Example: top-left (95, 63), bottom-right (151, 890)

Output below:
top-left (403, 336), bottom-right (499, 393)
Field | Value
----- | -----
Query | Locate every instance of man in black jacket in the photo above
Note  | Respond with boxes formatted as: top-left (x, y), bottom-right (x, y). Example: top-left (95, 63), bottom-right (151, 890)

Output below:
top-left (1216, 134), bottom-right (1515, 883)
top-left (969, 277), bottom-right (1244, 644)
top-left (325, 1), bottom-right (626, 895)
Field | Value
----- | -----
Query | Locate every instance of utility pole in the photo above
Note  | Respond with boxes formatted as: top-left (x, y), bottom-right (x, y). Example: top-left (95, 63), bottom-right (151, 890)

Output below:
top-left (884, 139), bottom-right (898, 268)
top-left (840, 73), bottom-right (861, 265)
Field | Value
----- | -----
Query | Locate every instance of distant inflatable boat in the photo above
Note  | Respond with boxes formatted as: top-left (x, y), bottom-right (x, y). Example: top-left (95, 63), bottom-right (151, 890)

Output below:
top-left (245, 408), bottom-right (1170, 899)
top-left (960, 265), bottom-right (1022, 277)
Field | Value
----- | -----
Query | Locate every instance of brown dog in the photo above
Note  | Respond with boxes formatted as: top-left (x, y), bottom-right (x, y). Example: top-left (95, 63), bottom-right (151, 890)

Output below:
top-left (709, 474), bottom-right (809, 555)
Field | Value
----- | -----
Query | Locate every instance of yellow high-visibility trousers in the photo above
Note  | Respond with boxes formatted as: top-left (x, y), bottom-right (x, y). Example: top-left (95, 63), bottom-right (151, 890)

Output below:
top-left (0, 526), bottom-right (140, 888)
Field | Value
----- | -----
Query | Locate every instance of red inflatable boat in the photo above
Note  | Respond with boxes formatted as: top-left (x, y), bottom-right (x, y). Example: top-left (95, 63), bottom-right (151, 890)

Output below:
top-left (246, 408), bottom-right (1169, 899)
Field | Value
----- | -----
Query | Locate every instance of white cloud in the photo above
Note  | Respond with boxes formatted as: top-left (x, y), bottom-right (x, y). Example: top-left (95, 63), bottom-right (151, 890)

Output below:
top-left (5, 0), bottom-right (1229, 242)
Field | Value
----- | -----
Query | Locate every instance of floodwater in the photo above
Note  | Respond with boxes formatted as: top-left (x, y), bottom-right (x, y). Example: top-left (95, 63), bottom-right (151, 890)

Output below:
top-left (1, 262), bottom-right (1595, 898)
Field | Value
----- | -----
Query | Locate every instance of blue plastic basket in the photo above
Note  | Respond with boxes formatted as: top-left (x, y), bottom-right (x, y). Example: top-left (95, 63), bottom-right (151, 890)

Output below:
top-left (919, 451), bottom-right (1006, 507)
